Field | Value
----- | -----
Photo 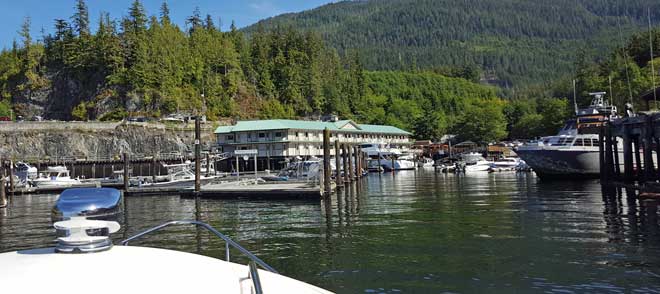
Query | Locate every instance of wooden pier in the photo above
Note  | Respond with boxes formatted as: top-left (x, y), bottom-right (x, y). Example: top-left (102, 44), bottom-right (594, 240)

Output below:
top-left (0, 120), bottom-right (377, 202)
top-left (601, 112), bottom-right (660, 190)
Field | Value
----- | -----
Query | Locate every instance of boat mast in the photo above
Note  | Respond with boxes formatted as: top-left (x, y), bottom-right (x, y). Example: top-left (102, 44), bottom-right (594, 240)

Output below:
top-left (649, 7), bottom-right (657, 109)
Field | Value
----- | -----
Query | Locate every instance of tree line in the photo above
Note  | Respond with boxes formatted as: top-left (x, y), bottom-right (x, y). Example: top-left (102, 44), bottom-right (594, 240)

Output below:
top-left (6, 0), bottom-right (657, 144)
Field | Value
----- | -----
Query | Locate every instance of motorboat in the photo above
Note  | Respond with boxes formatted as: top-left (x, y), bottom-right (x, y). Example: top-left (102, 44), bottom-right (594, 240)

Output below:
top-left (149, 162), bottom-right (219, 187)
top-left (0, 188), bottom-right (333, 294)
top-left (359, 142), bottom-right (404, 157)
top-left (31, 166), bottom-right (82, 188)
top-left (15, 162), bottom-right (38, 183)
top-left (489, 157), bottom-right (525, 172)
top-left (370, 153), bottom-right (416, 171)
top-left (417, 157), bottom-right (435, 168)
top-left (461, 152), bottom-right (493, 172)
top-left (516, 92), bottom-right (625, 179)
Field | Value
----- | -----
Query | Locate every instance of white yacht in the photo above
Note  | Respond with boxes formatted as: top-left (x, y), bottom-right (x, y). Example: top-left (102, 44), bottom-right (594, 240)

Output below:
top-left (516, 92), bottom-right (621, 179)
top-left (0, 188), bottom-right (333, 294)
top-left (31, 166), bottom-right (82, 188)
top-left (461, 152), bottom-right (493, 172)
top-left (370, 153), bottom-right (416, 171)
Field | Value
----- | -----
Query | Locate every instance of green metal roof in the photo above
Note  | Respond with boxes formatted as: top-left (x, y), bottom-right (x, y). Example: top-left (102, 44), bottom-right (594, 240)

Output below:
top-left (214, 119), bottom-right (411, 135)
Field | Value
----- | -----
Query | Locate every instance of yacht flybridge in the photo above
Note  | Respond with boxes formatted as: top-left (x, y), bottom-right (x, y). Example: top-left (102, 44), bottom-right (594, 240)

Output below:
top-left (0, 188), bottom-right (333, 294)
top-left (516, 92), bottom-right (622, 178)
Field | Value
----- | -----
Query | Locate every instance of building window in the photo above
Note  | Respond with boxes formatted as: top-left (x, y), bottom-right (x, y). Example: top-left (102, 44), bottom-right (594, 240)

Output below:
top-left (226, 135), bottom-right (234, 140)
top-left (259, 132), bottom-right (266, 138)
top-left (305, 132), bottom-right (309, 137)
top-left (247, 133), bottom-right (251, 139)
top-left (275, 132), bottom-right (282, 137)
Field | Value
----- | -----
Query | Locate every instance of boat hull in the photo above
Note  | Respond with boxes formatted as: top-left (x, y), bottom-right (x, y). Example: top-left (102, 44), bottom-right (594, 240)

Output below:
top-left (515, 148), bottom-right (601, 179)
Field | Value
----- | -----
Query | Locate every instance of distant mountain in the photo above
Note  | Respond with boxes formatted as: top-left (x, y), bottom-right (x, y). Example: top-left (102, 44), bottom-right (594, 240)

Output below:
top-left (246, 0), bottom-right (660, 87)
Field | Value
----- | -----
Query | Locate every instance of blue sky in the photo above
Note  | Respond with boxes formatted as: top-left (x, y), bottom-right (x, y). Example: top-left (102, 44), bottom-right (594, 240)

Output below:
top-left (0, 0), bottom-right (334, 49)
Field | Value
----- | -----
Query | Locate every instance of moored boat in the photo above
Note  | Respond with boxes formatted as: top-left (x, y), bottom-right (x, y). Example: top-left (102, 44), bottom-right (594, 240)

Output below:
top-left (31, 166), bottom-right (82, 188)
top-left (516, 92), bottom-right (622, 179)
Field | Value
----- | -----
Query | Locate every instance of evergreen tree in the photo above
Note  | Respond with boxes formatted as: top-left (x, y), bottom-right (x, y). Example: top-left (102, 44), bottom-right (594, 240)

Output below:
top-left (72, 0), bottom-right (90, 36)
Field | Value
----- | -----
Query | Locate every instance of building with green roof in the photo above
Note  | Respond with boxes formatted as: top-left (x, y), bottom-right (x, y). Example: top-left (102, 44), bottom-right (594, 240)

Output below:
top-left (214, 119), bottom-right (412, 166)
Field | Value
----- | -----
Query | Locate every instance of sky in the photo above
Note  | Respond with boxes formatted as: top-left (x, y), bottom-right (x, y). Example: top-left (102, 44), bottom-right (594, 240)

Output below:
top-left (0, 0), bottom-right (334, 49)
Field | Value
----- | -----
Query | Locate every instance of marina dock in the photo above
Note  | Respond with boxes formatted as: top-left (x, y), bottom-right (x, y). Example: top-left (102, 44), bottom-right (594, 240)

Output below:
top-left (601, 112), bottom-right (660, 194)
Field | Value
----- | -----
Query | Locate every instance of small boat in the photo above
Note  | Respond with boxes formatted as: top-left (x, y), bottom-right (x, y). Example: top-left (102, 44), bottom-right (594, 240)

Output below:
top-left (31, 166), bottom-right (82, 188)
top-left (417, 157), bottom-right (435, 168)
top-left (371, 155), bottom-right (416, 171)
top-left (461, 153), bottom-right (493, 172)
top-left (0, 188), bottom-right (333, 294)
top-left (15, 161), bottom-right (38, 183)
top-left (489, 157), bottom-right (525, 172)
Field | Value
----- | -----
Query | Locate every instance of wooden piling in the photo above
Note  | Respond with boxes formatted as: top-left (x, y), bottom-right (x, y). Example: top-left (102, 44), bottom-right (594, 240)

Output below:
top-left (323, 128), bottom-right (332, 196)
top-left (604, 126), bottom-right (613, 180)
top-left (613, 137), bottom-right (621, 177)
top-left (8, 160), bottom-right (14, 196)
top-left (633, 137), bottom-right (643, 182)
top-left (342, 144), bottom-right (349, 184)
top-left (354, 146), bottom-right (360, 178)
top-left (391, 156), bottom-right (396, 173)
top-left (0, 176), bottom-right (6, 208)
top-left (335, 140), bottom-right (342, 186)
top-left (623, 130), bottom-right (634, 182)
top-left (194, 116), bottom-right (201, 192)
top-left (643, 117), bottom-right (655, 181)
top-left (347, 144), bottom-right (354, 181)
top-left (123, 153), bottom-right (130, 191)
top-left (206, 153), bottom-right (211, 177)
top-left (377, 152), bottom-right (382, 173)
top-left (598, 126), bottom-right (605, 180)
top-left (152, 157), bottom-right (157, 183)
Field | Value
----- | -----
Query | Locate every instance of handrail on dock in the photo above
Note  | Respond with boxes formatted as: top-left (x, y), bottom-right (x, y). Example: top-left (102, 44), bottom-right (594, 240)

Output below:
top-left (120, 220), bottom-right (278, 273)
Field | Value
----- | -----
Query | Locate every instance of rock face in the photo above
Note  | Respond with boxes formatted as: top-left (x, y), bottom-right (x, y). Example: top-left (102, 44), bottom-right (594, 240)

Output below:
top-left (0, 122), bottom-right (215, 160)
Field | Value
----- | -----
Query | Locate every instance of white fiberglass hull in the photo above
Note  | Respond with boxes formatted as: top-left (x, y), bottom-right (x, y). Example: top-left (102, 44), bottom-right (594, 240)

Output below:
top-left (0, 246), bottom-right (333, 294)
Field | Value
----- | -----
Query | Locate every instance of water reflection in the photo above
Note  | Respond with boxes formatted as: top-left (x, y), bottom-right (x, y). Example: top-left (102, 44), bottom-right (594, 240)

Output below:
top-left (1, 171), bottom-right (660, 293)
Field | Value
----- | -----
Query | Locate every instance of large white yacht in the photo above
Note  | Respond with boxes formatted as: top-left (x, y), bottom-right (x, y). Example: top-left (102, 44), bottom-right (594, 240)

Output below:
top-left (516, 92), bottom-right (620, 179)
top-left (0, 188), bottom-right (334, 294)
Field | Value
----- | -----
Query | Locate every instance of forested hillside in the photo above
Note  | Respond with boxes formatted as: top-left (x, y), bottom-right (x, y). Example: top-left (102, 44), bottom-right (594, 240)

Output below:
top-left (0, 0), bottom-right (511, 142)
top-left (2, 0), bottom-right (658, 143)
top-left (247, 0), bottom-right (660, 87)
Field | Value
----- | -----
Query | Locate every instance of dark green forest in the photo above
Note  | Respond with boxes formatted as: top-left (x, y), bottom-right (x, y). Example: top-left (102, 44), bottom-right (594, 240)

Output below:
top-left (0, 0), bottom-right (658, 144)
top-left (248, 0), bottom-right (660, 88)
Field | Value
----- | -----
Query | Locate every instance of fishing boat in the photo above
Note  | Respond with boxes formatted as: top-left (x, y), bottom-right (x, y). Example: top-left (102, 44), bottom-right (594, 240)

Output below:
top-left (31, 166), bottom-right (82, 188)
top-left (0, 188), bottom-right (333, 294)
top-left (516, 92), bottom-right (622, 179)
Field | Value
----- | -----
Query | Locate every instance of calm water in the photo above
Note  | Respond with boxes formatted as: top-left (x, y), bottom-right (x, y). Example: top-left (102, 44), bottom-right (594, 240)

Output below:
top-left (2, 171), bottom-right (660, 293)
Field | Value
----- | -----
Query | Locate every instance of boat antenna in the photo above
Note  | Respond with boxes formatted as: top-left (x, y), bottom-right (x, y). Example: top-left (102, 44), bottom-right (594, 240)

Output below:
top-left (573, 79), bottom-right (578, 115)
top-left (617, 14), bottom-right (635, 105)
top-left (649, 7), bottom-right (658, 109)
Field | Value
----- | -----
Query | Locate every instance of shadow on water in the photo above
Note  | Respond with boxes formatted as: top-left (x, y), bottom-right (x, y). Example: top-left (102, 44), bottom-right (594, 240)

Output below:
top-left (1, 170), bottom-right (660, 293)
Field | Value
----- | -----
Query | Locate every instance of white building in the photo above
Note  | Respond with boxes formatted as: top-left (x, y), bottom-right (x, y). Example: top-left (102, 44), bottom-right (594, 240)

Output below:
top-left (215, 119), bottom-right (412, 159)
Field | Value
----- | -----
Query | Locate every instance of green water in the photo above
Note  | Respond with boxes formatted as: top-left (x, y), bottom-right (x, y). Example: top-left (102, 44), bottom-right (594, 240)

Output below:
top-left (1, 171), bottom-right (659, 293)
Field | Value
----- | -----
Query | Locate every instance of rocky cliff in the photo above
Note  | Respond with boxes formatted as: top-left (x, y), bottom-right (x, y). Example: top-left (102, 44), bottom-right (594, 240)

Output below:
top-left (0, 122), bottom-right (216, 160)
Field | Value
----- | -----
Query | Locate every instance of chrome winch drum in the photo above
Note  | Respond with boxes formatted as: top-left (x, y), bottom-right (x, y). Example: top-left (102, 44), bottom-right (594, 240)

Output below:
top-left (51, 188), bottom-right (124, 222)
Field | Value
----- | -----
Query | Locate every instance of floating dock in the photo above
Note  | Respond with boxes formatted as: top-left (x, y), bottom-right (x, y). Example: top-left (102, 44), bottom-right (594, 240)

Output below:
top-left (180, 181), bottom-right (332, 199)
